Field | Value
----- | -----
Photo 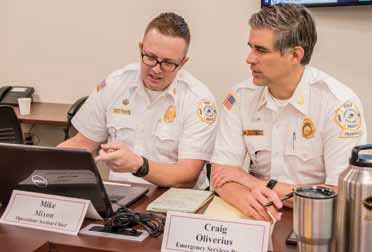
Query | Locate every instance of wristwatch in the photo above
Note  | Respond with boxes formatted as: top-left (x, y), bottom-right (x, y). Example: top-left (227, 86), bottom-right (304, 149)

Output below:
top-left (266, 179), bottom-right (278, 190)
top-left (132, 156), bottom-right (149, 177)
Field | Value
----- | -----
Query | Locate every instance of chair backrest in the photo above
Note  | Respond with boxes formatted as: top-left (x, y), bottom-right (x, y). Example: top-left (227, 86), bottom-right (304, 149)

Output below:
top-left (64, 96), bottom-right (88, 140)
top-left (0, 105), bottom-right (23, 144)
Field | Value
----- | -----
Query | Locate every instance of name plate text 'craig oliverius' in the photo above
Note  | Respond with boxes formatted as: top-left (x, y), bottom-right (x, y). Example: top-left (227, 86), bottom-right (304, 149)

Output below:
top-left (161, 211), bottom-right (270, 252)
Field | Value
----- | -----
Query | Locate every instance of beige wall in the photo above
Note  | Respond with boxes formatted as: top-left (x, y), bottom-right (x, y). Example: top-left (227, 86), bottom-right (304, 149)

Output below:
top-left (1, 1), bottom-right (372, 144)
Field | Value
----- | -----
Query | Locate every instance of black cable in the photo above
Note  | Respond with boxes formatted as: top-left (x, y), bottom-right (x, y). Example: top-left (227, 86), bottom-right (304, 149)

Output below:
top-left (104, 207), bottom-right (165, 237)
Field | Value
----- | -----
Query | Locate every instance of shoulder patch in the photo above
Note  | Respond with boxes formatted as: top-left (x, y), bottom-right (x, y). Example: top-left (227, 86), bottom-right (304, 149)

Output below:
top-left (223, 93), bottom-right (236, 110)
top-left (334, 101), bottom-right (362, 138)
top-left (96, 79), bottom-right (106, 92)
top-left (197, 99), bottom-right (217, 125)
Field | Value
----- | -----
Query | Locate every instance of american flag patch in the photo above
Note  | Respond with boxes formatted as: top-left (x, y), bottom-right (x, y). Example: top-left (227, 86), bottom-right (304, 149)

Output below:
top-left (223, 93), bottom-right (236, 110)
top-left (96, 79), bottom-right (106, 92)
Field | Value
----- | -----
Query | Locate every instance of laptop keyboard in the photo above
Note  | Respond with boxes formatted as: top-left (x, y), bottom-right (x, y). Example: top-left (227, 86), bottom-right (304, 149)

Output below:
top-left (103, 182), bottom-right (149, 207)
top-left (104, 184), bottom-right (127, 203)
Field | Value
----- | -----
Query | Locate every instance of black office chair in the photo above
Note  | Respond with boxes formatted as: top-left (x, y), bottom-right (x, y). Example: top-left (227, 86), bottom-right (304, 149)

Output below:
top-left (64, 96), bottom-right (88, 140)
top-left (0, 105), bottom-right (23, 144)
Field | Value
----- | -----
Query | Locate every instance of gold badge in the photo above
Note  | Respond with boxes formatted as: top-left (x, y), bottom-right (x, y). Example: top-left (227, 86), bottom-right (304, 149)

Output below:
top-left (302, 117), bottom-right (315, 139)
top-left (122, 99), bottom-right (129, 106)
top-left (163, 105), bottom-right (176, 122)
top-left (242, 130), bottom-right (264, 136)
top-left (173, 88), bottom-right (176, 95)
top-left (197, 99), bottom-right (217, 125)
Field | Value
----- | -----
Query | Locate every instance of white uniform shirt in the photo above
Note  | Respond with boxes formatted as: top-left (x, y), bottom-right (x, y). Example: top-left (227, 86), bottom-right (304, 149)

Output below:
top-left (211, 66), bottom-right (367, 186)
top-left (72, 63), bottom-right (217, 187)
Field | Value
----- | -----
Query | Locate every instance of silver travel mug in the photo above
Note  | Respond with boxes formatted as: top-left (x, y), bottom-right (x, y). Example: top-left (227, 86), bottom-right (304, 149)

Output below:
top-left (293, 186), bottom-right (337, 252)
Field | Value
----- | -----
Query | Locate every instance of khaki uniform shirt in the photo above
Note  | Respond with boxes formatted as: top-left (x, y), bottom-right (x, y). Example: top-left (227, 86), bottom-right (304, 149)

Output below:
top-left (73, 63), bottom-right (217, 187)
top-left (211, 66), bottom-right (366, 185)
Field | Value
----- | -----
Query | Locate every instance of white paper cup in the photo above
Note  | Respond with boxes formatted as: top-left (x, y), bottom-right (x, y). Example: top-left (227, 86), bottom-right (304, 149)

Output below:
top-left (18, 98), bottom-right (32, 115)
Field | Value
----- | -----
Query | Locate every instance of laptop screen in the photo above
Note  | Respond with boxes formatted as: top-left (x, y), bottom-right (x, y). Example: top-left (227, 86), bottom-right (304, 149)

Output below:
top-left (0, 143), bottom-right (113, 219)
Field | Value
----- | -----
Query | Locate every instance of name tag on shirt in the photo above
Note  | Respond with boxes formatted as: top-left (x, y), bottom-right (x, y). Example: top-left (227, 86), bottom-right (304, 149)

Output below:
top-left (243, 129), bottom-right (264, 136)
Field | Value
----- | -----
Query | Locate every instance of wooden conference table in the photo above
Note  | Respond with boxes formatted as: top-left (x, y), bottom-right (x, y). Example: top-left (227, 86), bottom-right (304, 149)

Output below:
top-left (0, 185), bottom-right (296, 252)
top-left (14, 102), bottom-right (71, 126)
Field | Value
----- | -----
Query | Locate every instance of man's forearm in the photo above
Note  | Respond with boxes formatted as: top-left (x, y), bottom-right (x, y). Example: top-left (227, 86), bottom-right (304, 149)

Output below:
top-left (215, 182), bottom-right (248, 209)
top-left (57, 133), bottom-right (99, 154)
top-left (143, 159), bottom-right (204, 188)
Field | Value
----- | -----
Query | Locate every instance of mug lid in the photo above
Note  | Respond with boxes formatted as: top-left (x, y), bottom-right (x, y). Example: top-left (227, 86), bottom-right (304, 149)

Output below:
top-left (350, 154), bottom-right (372, 168)
top-left (350, 145), bottom-right (372, 168)
top-left (295, 186), bottom-right (336, 199)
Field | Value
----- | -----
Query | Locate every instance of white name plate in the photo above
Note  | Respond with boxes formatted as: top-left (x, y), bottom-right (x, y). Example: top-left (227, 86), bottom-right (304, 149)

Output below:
top-left (0, 190), bottom-right (91, 235)
top-left (161, 211), bottom-right (270, 252)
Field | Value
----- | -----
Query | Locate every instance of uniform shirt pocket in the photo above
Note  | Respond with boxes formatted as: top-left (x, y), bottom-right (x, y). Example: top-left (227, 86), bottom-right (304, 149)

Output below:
top-left (244, 135), bottom-right (271, 180)
top-left (107, 115), bottom-right (136, 147)
top-left (285, 135), bottom-right (322, 162)
top-left (285, 134), bottom-right (324, 184)
top-left (153, 121), bottom-right (179, 161)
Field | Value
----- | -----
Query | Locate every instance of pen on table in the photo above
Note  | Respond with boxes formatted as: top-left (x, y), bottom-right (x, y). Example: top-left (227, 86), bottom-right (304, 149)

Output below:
top-left (264, 191), bottom-right (294, 207)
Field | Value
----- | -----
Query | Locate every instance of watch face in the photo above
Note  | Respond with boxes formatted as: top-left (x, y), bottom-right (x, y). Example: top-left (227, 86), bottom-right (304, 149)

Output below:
top-left (266, 179), bottom-right (277, 189)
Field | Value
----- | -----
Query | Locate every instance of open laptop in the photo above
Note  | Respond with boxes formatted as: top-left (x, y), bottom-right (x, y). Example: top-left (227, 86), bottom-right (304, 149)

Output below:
top-left (0, 143), bottom-right (149, 219)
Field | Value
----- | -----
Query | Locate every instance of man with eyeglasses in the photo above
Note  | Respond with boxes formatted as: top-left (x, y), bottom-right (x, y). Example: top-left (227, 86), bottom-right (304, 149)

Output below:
top-left (210, 3), bottom-right (366, 222)
top-left (59, 12), bottom-right (217, 188)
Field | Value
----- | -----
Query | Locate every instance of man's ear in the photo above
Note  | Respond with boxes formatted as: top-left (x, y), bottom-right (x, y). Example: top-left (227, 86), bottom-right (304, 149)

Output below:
top-left (291, 46), bottom-right (304, 64)
top-left (180, 57), bottom-right (189, 68)
top-left (138, 42), bottom-right (143, 51)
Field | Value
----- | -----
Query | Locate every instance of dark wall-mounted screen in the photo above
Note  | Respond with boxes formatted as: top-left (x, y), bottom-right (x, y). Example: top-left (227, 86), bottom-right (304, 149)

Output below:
top-left (262, 0), bottom-right (372, 7)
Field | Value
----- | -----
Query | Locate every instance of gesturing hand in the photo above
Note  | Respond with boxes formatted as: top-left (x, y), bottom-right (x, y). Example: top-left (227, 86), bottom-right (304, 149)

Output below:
top-left (95, 142), bottom-right (143, 173)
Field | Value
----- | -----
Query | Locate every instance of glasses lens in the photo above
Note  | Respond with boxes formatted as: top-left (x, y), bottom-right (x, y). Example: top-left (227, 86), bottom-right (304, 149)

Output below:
top-left (142, 53), bottom-right (178, 72)
top-left (142, 54), bottom-right (157, 66)
top-left (160, 62), bottom-right (177, 72)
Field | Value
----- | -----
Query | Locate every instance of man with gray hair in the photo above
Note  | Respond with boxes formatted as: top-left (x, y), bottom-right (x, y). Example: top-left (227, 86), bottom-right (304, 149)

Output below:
top-left (210, 3), bottom-right (366, 221)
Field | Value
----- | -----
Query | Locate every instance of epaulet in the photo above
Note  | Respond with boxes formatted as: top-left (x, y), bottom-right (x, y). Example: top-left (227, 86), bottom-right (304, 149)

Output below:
top-left (176, 70), bottom-right (212, 98)
top-left (107, 63), bottom-right (138, 81)
top-left (96, 63), bottom-right (139, 93)
top-left (230, 79), bottom-right (258, 94)
top-left (221, 79), bottom-right (259, 110)
top-left (308, 67), bottom-right (355, 101)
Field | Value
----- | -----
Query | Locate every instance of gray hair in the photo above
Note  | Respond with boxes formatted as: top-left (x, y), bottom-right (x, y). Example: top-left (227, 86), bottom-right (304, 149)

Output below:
top-left (249, 3), bottom-right (317, 65)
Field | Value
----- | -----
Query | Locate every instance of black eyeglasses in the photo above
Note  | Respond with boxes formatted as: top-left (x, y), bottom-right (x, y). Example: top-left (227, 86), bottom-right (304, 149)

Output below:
top-left (141, 52), bottom-right (180, 72)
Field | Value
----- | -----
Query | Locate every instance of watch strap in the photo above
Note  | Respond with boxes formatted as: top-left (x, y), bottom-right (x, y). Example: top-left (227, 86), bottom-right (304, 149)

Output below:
top-left (132, 156), bottom-right (149, 177)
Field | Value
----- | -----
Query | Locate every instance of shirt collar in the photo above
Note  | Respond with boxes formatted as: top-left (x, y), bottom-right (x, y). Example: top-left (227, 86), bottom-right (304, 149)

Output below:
top-left (130, 69), bottom-right (178, 102)
top-left (255, 66), bottom-right (310, 116)
top-left (257, 86), bottom-right (270, 110)
top-left (287, 67), bottom-right (310, 116)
